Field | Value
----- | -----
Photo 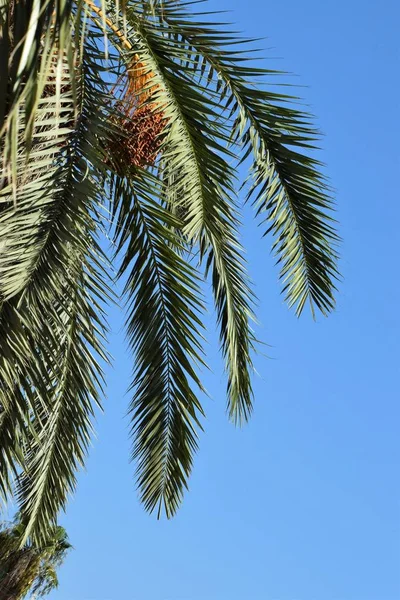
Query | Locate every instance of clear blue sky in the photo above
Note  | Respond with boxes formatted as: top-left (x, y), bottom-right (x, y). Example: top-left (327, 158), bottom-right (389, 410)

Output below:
top-left (48, 1), bottom-right (400, 599)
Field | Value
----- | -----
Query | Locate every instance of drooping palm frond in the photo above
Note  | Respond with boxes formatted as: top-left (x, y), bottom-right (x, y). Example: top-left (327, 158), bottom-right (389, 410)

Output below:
top-left (142, 0), bottom-right (340, 316)
top-left (0, 0), bottom-right (80, 197)
top-left (0, 404), bottom-right (22, 504)
top-left (0, 0), bottom-right (339, 539)
top-left (111, 171), bottom-right (207, 517)
top-left (15, 256), bottom-right (107, 545)
top-left (107, 5), bottom-right (257, 426)
top-left (0, 18), bottom-right (84, 491)
top-left (0, 47), bottom-right (75, 300)
top-left (0, 34), bottom-right (111, 543)
top-left (0, 301), bottom-right (51, 508)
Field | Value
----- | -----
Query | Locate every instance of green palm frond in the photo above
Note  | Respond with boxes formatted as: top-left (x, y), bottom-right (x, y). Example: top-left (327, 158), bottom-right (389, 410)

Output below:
top-left (0, 302), bottom-right (49, 507)
top-left (109, 5), bottom-right (256, 423)
top-left (0, 23), bottom-right (85, 502)
top-left (0, 0), bottom-right (339, 538)
top-left (31, 564), bottom-right (59, 598)
top-left (1, 36), bottom-right (111, 544)
top-left (0, 48), bottom-right (75, 300)
top-left (0, 0), bottom-right (81, 197)
top-left (145, 0), bottom-right (339, 316)
top-left (0, 407), bottom-right (21, 504)
top-left (16, 258), bottom-right (106, 544)
top-left (112, 172), bottom-right (206, 517)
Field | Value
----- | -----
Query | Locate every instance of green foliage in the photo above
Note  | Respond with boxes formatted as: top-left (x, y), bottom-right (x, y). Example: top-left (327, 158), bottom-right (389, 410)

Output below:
top-left (0, 0), bottom-right (339, 543)
top-left (0, 515), bottom-right (71, 599)
top-left (112, 171), bottom-right (207, 517)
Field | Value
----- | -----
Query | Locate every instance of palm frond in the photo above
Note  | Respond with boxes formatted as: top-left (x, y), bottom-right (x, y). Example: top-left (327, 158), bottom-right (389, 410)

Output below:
top-left (0, 516), bottom-right (71, 599)
top-left (108, 5), bottom-right (256, 425)
top-left (0, 405), bottom-right (21, 505)
top-left (0, 302), bottom-right (48, 508)
top-left (111, 171), bottom-right (206, 518)
top-left (0, 46), bottom-right (75, 300)
top-left (146, 0), bottom-right (339, 316)
top-left (16, 260), bottom-right (106, 544)
top-left (30, 564), bottom-right (59, 598)
top-left (0, 35), bottom-right (111, 544)
top-left (0, 0), bottom-right (80, 193)
top-left (0, 0), bottom-right (340, 535)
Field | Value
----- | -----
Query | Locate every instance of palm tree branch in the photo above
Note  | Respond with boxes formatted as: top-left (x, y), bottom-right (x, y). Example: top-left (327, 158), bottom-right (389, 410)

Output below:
top-left (111, 171), bottom-right (206, 517)
top-left (7, 37), bottom-right (111, 544)
top-left (148, 0), bottom-right (339, 316)
top-left (107, 6), bottom-right (256, 422)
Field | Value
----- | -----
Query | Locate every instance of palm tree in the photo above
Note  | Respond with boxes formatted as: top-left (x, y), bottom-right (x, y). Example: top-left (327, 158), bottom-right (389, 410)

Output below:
top-left (0, 0), bottom-right (339, 544)
top-left (0, 517), bottom-right (71, 600)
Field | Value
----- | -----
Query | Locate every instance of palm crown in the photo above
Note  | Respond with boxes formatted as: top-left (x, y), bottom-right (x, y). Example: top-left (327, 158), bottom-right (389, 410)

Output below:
top-left (0, 0), bottom-right (338, 544)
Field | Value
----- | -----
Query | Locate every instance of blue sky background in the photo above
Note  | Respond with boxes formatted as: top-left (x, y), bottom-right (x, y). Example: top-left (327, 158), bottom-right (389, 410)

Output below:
top-left (46, 0), bottom-right (400, 598)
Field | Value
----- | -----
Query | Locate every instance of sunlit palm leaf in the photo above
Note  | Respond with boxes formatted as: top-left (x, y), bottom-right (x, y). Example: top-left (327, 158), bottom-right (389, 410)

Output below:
top-left (111, 172), bottom-right (206, 517)
top-left (3, 37), bottom-right (111, 544)
top-left (0, 0), bottom-right (339, 538)
top-left (0, 0), bottom-right (80, 194)
top-left (111, 5), bottom-right (256, 424)
top-left (147, 0), bottom-right (339, 316)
